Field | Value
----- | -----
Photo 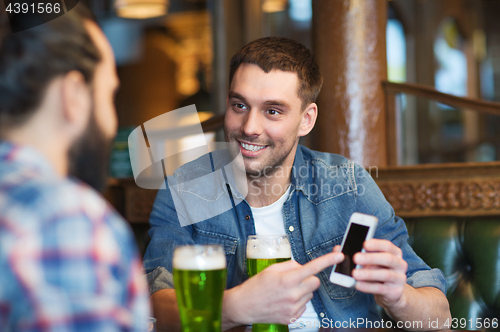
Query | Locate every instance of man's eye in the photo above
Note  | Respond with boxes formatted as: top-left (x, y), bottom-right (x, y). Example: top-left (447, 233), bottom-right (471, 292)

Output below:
top-left (267, 109), bottom-right (279, 115)
top-left (234, 103), bottom-right (246, 110)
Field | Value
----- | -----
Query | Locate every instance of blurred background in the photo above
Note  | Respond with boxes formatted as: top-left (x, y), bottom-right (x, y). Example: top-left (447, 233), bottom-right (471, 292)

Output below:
top-left (80, 0), bottom-right (500, 170)
top-left (76, 0), bottom-right (500, 252)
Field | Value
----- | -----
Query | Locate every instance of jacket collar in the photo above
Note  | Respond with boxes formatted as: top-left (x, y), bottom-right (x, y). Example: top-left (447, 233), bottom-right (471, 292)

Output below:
top-left (290, 145), bottom-right (310, 197)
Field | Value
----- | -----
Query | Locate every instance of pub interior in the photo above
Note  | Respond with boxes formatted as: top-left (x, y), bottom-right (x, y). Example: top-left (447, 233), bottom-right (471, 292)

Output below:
top-left (99, 0), bottom-right (500, 327)
top-left (1, 0), bottom-right (500, 330)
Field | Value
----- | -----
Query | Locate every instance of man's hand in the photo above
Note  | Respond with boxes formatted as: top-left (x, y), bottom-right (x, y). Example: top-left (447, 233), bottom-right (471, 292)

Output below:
top-left (352, 239), bottom-right (408, 309)
top-left (333, 239), bottom-right (407, 309)
top-left (334, 240), bottom-right (451, 330)
top-left (222, 251), bottom-right (343, 329)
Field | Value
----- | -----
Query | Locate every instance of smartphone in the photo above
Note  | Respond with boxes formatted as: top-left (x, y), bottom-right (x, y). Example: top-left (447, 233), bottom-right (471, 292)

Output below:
top-left (329, 212), bottom-right (378, 288)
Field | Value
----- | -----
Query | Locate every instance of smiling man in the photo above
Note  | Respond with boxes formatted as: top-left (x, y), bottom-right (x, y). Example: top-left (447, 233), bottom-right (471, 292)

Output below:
top-left (144, 37), bottom-right (451, 331)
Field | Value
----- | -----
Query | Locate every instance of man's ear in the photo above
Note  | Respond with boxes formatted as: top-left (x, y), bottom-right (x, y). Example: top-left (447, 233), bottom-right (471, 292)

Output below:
top-left (60, 70), bottom-right (91, 136)
top-left (298, 103), bottom-right (318, 137)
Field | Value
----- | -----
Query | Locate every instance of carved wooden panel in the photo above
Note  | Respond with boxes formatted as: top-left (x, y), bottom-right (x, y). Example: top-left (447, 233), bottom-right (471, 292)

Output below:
top-left (375, 162), bottom-right (500, 217)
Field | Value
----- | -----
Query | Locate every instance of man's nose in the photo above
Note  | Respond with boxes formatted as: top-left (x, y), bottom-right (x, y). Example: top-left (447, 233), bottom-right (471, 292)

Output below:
top-left (241, 109), bottom-right (263, 137)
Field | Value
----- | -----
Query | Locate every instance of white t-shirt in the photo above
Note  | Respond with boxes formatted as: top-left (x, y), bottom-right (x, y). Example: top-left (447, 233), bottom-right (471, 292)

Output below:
top-left (250, 185), bottom-right (321, 329)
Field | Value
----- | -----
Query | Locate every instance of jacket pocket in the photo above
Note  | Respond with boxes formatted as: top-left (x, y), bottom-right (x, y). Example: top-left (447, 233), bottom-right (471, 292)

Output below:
top-left (192, 227), bottom-right (238, 267)
top-left (307, 236), bottom-right (358, 299)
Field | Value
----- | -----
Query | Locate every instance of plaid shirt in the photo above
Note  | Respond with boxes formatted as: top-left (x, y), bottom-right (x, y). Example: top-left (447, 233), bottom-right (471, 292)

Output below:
top-left (0, 142), bottom-right (151, 331)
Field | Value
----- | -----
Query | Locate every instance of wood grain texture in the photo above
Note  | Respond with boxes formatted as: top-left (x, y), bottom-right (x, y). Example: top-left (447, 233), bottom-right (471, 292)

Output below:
top-left (383, 81), bottom-right (500, 116)
top-left (313, 0), bottom-right (388, 167)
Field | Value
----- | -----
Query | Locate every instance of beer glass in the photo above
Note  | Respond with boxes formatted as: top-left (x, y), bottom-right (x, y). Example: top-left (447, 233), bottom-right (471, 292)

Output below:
top-left (246, 235), bottom-right (291, 332)
top-left (147, 317), bottom-right (156, 332)
top-left (173, 245), bottom-right (227, 332)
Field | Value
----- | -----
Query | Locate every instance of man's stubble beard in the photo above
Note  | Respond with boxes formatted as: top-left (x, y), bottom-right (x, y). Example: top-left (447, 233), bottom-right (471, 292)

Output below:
top-left (68, 106), bottom-right (113, 192)
top-left (224, 128), bottom-right (296, 179)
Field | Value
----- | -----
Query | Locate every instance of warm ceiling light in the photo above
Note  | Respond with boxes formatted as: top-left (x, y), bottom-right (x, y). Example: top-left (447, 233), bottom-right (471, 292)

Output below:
top-left (115, 0), bottom-right (169, 19)
top-left (262, 0), bottom-right (287, 13)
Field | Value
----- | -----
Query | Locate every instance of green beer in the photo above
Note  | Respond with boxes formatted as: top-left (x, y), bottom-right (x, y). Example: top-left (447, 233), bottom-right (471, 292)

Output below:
top-left (246, 235), bottom-right (291, 332)
top-left (173, 245), bottom-right (227, 332)
top-left (246, 257), bottom-right (290, 277)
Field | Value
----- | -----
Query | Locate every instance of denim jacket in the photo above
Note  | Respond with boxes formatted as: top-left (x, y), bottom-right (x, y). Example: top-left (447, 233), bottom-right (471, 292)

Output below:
top-left (143, 145), bottom-right (446, 324)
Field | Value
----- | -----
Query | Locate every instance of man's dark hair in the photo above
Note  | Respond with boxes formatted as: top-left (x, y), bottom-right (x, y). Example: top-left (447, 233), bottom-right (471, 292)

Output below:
top-left (229, 36), bottom-right (323, 109)
top-left (0, 5), bottom-right (101, 130)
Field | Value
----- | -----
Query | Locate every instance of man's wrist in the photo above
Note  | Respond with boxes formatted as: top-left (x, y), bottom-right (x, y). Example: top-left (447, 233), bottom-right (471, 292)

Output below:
top-left (222, 285), bottom-right (244, 330)
top-left (381, 284), bottom-right (412, 318)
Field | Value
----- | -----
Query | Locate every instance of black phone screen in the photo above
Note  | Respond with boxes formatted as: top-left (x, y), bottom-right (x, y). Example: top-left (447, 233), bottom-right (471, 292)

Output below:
top-left (334, 223), bottom-right (369, 276)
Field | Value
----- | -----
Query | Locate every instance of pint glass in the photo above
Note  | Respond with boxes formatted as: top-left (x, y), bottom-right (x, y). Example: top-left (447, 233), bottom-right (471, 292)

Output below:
top-left (173, 245), bottom-right (227, 332)
top-left (246, 235), bottom-right (291, 332)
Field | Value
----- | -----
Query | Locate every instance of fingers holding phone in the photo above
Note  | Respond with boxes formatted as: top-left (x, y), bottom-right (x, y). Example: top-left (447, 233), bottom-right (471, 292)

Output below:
top-left (328, 213), bottom-right (409, 309)
top-left (352, 239), bottom-right (408, 308)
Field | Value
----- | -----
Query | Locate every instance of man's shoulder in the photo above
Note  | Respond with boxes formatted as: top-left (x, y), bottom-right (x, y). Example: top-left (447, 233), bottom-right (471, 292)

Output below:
top-left (0, 170), bottom-right (121, 230)
top-left (296, 145), bottom-right (358, 182)
top-left (298, 145), bottom-right (353, 169)
top-left (0, 169), bottom-right (136, 269)
top-left (293, 146), bottom-right (369, 202)
top-left (0, 171), bottom-right (148, 330)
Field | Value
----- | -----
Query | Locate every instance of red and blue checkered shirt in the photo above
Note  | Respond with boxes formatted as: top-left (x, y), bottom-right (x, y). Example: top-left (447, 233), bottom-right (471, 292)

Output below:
top-left (0, 142), bottom-right (151, 331)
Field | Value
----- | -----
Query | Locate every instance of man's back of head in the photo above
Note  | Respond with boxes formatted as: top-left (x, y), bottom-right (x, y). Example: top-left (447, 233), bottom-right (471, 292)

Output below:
top-left (0, 4), bottom-right (119, 190)
top-left (0, 5), bottom-right (100, 130)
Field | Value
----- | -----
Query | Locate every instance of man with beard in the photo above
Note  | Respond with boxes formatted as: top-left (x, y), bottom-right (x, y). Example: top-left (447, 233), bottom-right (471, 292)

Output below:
top-left (0, 4), bottom-right (150, 330)
top-left (144, 37), bottom-right (451, 330)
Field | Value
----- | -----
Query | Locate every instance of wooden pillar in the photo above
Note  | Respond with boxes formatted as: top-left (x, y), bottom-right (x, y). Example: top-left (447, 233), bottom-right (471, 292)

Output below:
top-left (312, 0), bottom-right (388, 167)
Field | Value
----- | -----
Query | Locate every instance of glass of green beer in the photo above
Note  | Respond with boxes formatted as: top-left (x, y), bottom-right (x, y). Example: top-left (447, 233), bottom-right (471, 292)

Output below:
top-left (246, 235), bottom-right (291, 332)
top-left (173, 245), bottom-right (227, 332)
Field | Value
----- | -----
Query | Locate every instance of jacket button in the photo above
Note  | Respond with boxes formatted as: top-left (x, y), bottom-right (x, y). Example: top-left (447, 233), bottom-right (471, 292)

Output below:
top-left (320, 312), bottom-right (325, 318)
top-left (289, 226), bottom-right (294, 232)
top-left (245, 215), bottom-right (250, 220)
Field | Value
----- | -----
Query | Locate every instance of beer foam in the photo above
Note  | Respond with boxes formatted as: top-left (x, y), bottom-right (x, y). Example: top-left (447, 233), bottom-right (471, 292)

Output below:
top-left (173, 246), bottom-right (226, 270)
top-left (246, 240), bottom-right (291, 259)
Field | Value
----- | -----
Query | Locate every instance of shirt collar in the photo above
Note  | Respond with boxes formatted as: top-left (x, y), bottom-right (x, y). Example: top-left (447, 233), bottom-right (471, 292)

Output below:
top-left (0, 140), bottom-right (57, 177)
